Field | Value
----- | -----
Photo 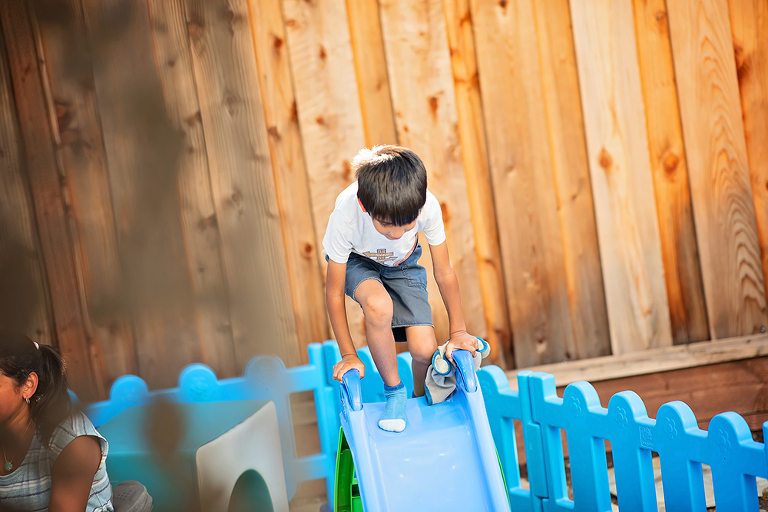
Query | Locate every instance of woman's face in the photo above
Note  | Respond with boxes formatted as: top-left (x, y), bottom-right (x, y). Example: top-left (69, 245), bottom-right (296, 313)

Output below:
top-left (0, 373), bottom-right (31, 425)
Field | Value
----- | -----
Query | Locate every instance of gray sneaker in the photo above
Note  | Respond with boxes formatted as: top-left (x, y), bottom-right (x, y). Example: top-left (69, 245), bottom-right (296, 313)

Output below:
top-left (112, 481), bottom-right (153, 512)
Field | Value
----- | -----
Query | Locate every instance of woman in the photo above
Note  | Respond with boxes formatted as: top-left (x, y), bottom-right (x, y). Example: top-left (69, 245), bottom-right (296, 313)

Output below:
top-left (0, 331), bottom-right (113, 511)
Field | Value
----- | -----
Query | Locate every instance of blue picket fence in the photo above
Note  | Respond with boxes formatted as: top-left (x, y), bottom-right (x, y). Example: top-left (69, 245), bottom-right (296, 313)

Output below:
top-left (85, 341), bottom-right (768, 511)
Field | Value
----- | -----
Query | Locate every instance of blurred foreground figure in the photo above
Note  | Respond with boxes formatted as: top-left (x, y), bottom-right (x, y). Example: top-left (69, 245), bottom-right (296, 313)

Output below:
top-left (0, 331), bottom-right (114, 511)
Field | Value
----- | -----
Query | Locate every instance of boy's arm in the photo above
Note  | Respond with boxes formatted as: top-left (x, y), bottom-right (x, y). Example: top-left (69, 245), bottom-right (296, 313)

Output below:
top-left (326, 259), bottom-right (366, 380)
top-left (429, 241), bottom-right (478, 361)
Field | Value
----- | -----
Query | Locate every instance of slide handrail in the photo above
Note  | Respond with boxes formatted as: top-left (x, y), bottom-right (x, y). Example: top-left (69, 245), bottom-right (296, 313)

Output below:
top-left (341, 369), bottom-right (363, 412)
top-left (454, 349), bottom-right (477, 393)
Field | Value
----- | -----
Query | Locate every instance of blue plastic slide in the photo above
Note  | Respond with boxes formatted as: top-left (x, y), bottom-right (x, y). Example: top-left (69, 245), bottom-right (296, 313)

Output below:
top-left (335, 350), bottom-right (511, 512)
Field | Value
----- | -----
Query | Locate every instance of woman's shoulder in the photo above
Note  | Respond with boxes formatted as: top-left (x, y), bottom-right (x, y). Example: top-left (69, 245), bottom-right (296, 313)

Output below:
top-left (48, 410), bottom-right (106, 454)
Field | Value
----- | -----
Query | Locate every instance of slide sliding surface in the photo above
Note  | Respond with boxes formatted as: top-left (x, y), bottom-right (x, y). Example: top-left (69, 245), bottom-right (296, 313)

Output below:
top-left (336, 350), bottom-right (510, 512)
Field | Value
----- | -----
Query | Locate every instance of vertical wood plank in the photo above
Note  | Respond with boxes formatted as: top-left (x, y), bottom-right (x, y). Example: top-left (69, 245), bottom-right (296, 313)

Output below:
top-left (282, 0), bottom-right (367, 346)
top-left (145, 0), bottom-right (239, 377)
top-left (34, 0), bottom-right (138, 387)
top-left (345, 0), bottom-right (398, 147)
top-left (79, 0), bottom-right (202, 388)
top-left (532, 0), bottom-right (612, 359)
top-left (0, 0), bottom-right (99, 398)
top-left (379, 0), bottom-right (486, 344)
top-left (443, 0), bottom-right (512, 367)
top-left (667, 0), bottom-right (768, 338)
top-left (729, 0), bottom-right (768, 308)
top-left (632, 0), bottom-right (710, 344)
top-left (249, 0), bottom-right (330, 361)
top-left (0, 23), bottom-right (52, 345)
top-left (470, 0), bottom-right (578, 366)
top-left (570, 0), bottom-right (673, 353)
top-left (185, 0), bottom-right (300, 367)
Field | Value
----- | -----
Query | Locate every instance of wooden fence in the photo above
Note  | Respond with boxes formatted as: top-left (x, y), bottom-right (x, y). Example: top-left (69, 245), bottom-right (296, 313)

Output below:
top-left (1, 0), bottom-right (767, 399)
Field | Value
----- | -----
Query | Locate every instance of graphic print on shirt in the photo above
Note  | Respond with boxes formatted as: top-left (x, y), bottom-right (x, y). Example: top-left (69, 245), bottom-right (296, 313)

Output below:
top-left (363, 249), bottom-right (397, 264)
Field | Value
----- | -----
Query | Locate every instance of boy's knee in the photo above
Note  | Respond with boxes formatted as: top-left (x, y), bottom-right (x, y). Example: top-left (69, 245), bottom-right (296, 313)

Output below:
top-left (361, 294), bottom-right (393, 324)
top-left (409, 341), bottom-right (436, 365)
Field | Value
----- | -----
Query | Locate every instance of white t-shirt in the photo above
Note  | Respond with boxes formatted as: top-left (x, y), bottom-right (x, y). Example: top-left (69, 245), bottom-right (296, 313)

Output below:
top-left (323, 182), bottom-right (446, 267)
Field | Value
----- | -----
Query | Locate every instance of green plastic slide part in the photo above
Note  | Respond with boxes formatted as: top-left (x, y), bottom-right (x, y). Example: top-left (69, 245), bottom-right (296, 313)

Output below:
top-left (497, 448), bottom-right (510, 505)
top-left (335, 428), bottom-right (364, 512)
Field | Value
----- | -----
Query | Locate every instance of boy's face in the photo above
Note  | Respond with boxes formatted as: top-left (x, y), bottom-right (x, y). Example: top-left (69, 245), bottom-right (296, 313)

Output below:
top-left (371, 217), bottom-right (417, 240)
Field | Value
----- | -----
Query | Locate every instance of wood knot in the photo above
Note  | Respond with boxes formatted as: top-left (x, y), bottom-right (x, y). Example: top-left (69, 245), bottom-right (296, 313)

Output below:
top-left (428, 96), bottom-right (439, 114)
top-left (663, 153), bottom-right (680, 175)
top-left (267, 126), bottom-right (280, 141)
top-left (273, 35), bottom-right (283, 50)
top-left (439, 202), bottom-right (450, 223)
top-left (342, 159), bottom-right (352, 179)
top-left (187, 21), bottom-right (204, 41)
top-left (223, 8), bottom-right (243, 26)
top-left (734, 44), bottom-right (750, 82)
top-left (499, 0), bottom-right (507, 8)
top-left (302, 243), bottom-right (314, 257)
top-left (54, 100), bottom-right (73, 130)
top-left (167, 57), bottom-right (177, 68)
top-left (403, 124), bottom-right (409, 133)
top-left (184, 111), bottom-right (202, 127)
top-left (315, 115), bottom-right (325, 125)
top-left (598, 148), bottom-right (613, 170)
top-left (318, 45), bottom-right (327, 59)
top-left (229, 189), bottom-right (243, 208)
top-left (197, 214), bottom-right (218, 231)
top-left (225, 93), bottom-right (241, 115)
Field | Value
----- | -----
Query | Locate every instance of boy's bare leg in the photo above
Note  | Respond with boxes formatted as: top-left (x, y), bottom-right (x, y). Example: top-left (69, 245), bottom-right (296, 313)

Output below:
top-left (354, 279), bottom-right (400, 387)
top-left (355, 279), bottom-right (408, 432)
top-left (405, 325), bottom-right (438, 397)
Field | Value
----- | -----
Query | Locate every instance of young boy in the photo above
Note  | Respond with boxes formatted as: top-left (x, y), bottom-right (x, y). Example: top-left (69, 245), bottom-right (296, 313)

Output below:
top-left (323, 145), bottom-right (478, 433)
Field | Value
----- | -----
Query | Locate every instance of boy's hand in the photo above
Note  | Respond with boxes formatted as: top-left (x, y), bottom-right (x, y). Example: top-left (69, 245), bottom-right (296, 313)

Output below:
top-left (445, 331), bottom-right (478, 362)
top-left (333, 354), bottom-right (366, 382)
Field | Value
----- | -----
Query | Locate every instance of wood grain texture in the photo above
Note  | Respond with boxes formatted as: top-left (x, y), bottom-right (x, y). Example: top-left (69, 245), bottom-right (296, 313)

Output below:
top-left (443, 0), bottom-right (512, 368)
top-left (0, 23), bottom-right (52, 345)
top-left (728, 0), bottom-right (768, 315)
top-left (532, 0), bottom-right (612, 360)
top-left (632, 0), bottom-right (710, 345)
top-left (470, 0), bottom-right (576, 366)
top-left (519, 333), bottom-right (768, 387)
top-left (379, 0), bottom-right (485, 344)
top-left (185, 0), bottom-right (300, 367)
top-left (345, 0), bottom-right (398, 147)
top-left (250, 0), bottom-right (329, 362)
top-left (146, 0), bottom-right (239, 377)
top-left (585, 356), bottom-right (768, 432)
top-left (282, 0), bottom-right (367, 346)
top-left (34, 0), bottom-right (137, 388)
top-left (0, 0), bottom-right (99, 398)
top-left (80, 0), bottom-right (202, 388)
top-left (667, 0), bottom-right (768, 338)
top-left (570, 0), bottom-right (673, 354)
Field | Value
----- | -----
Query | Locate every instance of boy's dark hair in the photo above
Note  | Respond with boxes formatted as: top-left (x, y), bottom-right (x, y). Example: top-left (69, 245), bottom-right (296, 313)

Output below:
top-left (0, 331), bottom-right (71, 447)
top-left (354, 145), bottom-right (427, 226)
